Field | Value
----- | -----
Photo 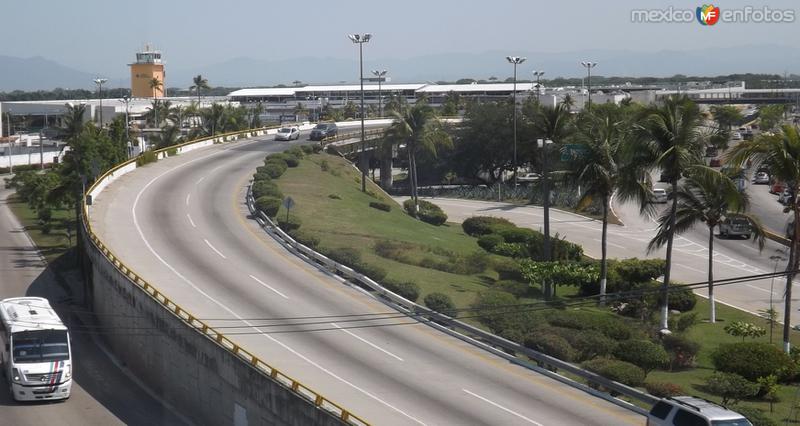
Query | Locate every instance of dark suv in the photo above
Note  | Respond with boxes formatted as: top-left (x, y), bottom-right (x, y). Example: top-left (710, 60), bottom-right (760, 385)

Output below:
top-left (309, 123), bottom-right (338, 141)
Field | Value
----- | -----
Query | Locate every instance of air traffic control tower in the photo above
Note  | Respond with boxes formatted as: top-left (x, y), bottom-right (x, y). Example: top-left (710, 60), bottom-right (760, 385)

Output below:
top-left (129, 45), bottom-right (165, 98)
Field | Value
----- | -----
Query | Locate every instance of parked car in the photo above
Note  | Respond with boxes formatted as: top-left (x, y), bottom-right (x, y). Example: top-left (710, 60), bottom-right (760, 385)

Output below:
top-left (709, 158), bottom-right (721, 167)
top-left (779, 188), bottom-right (794, 205)
top-left (274, 126), bottom-right (300, 141)
top-left (732, 132), bottom-right (742, 140)
top-left (309, 123), bottom-right (338, 141)
top-left (753, 171), bottom-right (770, 184)
top-left (719, 216), bottom-right (752, 239)
top-left (516, 172), bottom-right (541, 183)
top-left (704, 146), bottom-right (718, 157)
top-left (650, 188), bottom-right (668, 204)
top-left (647, 396), bottom-right (752, 426)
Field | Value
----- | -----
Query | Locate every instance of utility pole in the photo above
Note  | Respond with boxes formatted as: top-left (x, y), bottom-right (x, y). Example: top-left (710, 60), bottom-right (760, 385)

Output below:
top-left (581, 61), bottom-right (597, 107)
top-left (348, 33), bottom-right (372, 192)
top-left (506, 56), bottom-right (526, 186)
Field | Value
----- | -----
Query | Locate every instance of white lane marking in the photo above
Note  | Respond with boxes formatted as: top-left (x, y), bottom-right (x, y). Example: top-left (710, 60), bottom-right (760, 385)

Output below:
top-left (330, 323), bottom-right (403, 361)
top-left (249, 274), bottom-right (289, 299)
top-left (462, 389), bottom-right (542, 426)
top-left (592, 239), bottom-right (625, 250)
top-left (196, 176), bottom-right (206, 184)
top-left (130, 148), bottom-right (426, 426)
top-left (204, 239), bottom-right (227, 259)
top-left (746, 284), bottom-right (774, 294)
top-left (185, 193), bottom-right (191, 206)
top-left (187, 214), bottom-right (196, 228)
top-left (675, 263), bottom-right (706, 274)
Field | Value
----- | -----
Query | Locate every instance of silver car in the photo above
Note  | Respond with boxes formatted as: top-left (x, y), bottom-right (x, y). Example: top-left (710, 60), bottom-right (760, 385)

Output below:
top-left (650, 188), bottom-right (668, 204)
top-left (753, 171), bottom-right (769, 184)
top-left (274, 126), bottom-right (300, 141)
top-left (647, 396), bottom-right (751, 426)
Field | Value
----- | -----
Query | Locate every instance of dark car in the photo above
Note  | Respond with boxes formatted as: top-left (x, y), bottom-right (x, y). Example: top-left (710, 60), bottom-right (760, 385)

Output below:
top-left (309, 123), bottom-right (338, 141)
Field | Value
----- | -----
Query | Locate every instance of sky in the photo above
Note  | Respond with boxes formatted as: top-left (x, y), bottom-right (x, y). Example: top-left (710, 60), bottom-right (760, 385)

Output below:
top-left (2, 0), bottom-right (799, 79)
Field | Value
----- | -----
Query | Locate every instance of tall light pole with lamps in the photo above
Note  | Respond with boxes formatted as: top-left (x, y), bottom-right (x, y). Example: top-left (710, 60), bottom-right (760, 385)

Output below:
top-left (769, 252), bottom-right (788, 344)
top-left (93, 78), bottom-right (108, 126)
top-left (120, 95), bottom-right (132, 157)
top-left (532, 70), bottom-right (545, 105)
top-left (348, 33), bottom-right (372, 192)
top-left (538, 138), bottom-right (554, 298)
top-left (371, 69), bottom-right (388, 117)
top-left (580, 62), bottom-right (597, 107)
top-left (506, 56), bottom-right (526, 186)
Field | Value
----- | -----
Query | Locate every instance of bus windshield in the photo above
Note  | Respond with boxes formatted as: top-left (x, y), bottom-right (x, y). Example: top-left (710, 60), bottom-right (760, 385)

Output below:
top-left (12, 330), bottom-right (69, 363)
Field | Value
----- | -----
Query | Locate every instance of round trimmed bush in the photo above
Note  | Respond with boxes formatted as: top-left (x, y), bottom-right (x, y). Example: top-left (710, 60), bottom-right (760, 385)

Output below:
top-left (419, 209), bottom-right (447, 226)
top-left (252, 180), bottom-right (282, 199)
top-left (572, 331), bottom-right (617, 361)
top-left (462, 216), bottom-right (514, 236)
top-left (300, 145), bottom-right (314, 155)
top-left (477, 233), bottom-right (504, 251)
top-left (711, 342), bottom-right (796, 382)
top-left (424, 292), bottom-right (456, 316)
top-left (264, 162), bottom-right (287, 179)
top-left (645, 381), bottom-right (684, 398)
top-left (369, 201), bottom-right (392, 212)
top-left (353, 262), bottom-right (387, 282)
top-left (524, 333), bottom-right (576, 362)
top-left (662, 334), bottom-right (701, 370)
top-left (289, 229), bottom-right (320, 248)
top-left (253, 171), bottom-right (272, 182)
top-left (491, 242), bottom-right (529, 258)
top-left (498, 227), bottom-right (538, 243)
top-left (493, 259), bottom-right (525, 281)
top-left (381, 279), bottom-right (420, 302)
top-left (403, 199), bottom-right (448, 225)
top-left (582, 358), bottom-right (646, 387)
top-left (324, 247), bottom-right (362, 266)
top-left (613, 340), bottom-right (669, 375)
top-left (660, 285), bottom-right (697, 312)
top-left (282, 155), bottom-right (300, 167)
top-left (285, 146), bottom-right (304, 159)
top-left (255, 196), bottom-right (281, 217)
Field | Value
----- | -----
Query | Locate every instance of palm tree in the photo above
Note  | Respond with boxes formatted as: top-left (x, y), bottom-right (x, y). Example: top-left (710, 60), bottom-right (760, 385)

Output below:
top-left (570, 104), bottom-right (649, 304)
top-left (727, 124), bottom-right (800, 352)
top-left (632, 95), bottom-right (707, 331)
top-left (61, 103), bottom-right (87, 142)
top-left (386, 100), bottom-right (452, 214)
top-left (152, 124), bottom-right (182, 149)
top-left (149, 77), bottom-right (163, 127)
top-left (648, 165), bottom-right (764, 323)
top-left (189, 75), bottom-right (210, 106)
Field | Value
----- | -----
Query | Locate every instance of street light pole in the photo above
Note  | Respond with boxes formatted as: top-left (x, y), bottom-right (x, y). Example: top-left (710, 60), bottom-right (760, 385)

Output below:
top-left (580, 62), bottom-right (597, 107)
top-left (506, 56), bottom-right (526, 186)
top-left (770, 252), bottom-right (787, 344)
top-left (372, 69), bottom-right (387, 117)
top-left (539, 138), bottom-right (554, 298)
top-left (120, 95), bottom-right (132, 157)
top-left (93, 78), bottom-right (108, 126)
top-left (39, 128), bottom-right (44, 170)
top-left (348, 33), bottom-right (372, 193)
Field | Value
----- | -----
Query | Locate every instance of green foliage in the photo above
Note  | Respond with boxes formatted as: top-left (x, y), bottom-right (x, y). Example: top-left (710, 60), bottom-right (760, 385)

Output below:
top-left (493, 258), bottom-right (524, 281)
top-left (613, 339), bottom-right (669, 375)
top-left (369, 201), bottom-right (392, 212)
top-left (381, 279), bottom-right (420, 302)
top-left (277, 215), bottom-right (302, 232)
top-left (404, 199), bottom-right (448, 226)
top-left (520, 260), bottom-right (598, 292)
top-left (136, 150), bottom-right (158, 166)
top-left (758, 104), bottom-right (785, 131)
top-left (461, 216), bottom-right (514, 236)
top-left (253, 172), bottom-right (272, 182)
top-left (285, 146), bottom-right (305, 159)
top-left (263, 163), bottom-right (287, 179)
top-left (477, 234), bottom-right (504, 251)
top-left (571, 331), bottom-right (617, 361)
top-left (676, 312), bottom-right (700, 332)
top-left (300, 144), bottom-right (314, 155)
top-left (327, 193), bottom-right (340, 199)
top-left (524, 333), bottom-right (577, 362)
top-left (497, 227), bottom-right (538, 243)
top-left (660, 285), bottom-right (697, 312)
top-left (254, 196), bottom-right (281, 218)
top-left (324, 247), bottom-right (362, 266)
top-left (712, 342), bottom-right (796, 382)
top-left (252, 180), bottom-right (282, 199)
top-left (662, 334), bottom-right (701, 370)
top-left (473, 290), bottom-right (524, 333)
top-left (579, 258), bottom-right (665, 296)
top-left (491, 242), bottom-right (529, 258)
top-left (424, 292), bottom-right (456, 316)
top-left (545, 310), bottom-right (636, 340)
top-left (494, 280), bottom-right (530, 298)
top-left (320, 159), bottom-right (330, 171)
top-left (582, 358), bottom-right (646, 387)
top-left (288, 229), bottom-right (320, 249)
top-left (644, 381), bottom-right (685, 398)
top-left (704, 372), bottom-right (760, 406)
top-left (724, 321), bottom-right (768, 341)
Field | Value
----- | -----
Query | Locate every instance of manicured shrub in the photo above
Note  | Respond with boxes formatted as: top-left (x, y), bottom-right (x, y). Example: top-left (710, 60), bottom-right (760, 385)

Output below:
top-left (311, 144), bottom-right (323, 153)
top-left (579, 258), bottom-right (665, 296)
top-left (462, 216), bottom-right (514, 236)
top-left (582, 358), bottom-right (646, 387)
top-left (381, 279), bottom-right (420, 302)
top-left (282, 155), bottom-right (300, 167)
top-left (253, 171), bottom-right (272, 182)
top-left (255, 196), bottom-right (281, 217)
top-left (493, 259), bottom-right (525, 281)
top-left (491, 242), bottom-right (529, 258)
top-left (403, 199), bottom-right (448, 225)
top-left (265, 153), bottom-right (290, 164)
top-left (325, 247), bottom-right (362, 266)
top-left (277, 215), bottom-right (302, 232)
top-left (524, 333), bottom-right (576, 362)
top-left (546, 310), bottom-right (636, 341)
top-left (300, 144), bottom-right (314, 154)
top-left (662, 334), bottom-right (701, 370)
top-left (498, 227), bottom-right (538, 244)
top-left (711, 342), bottom-right (796, 382)
top-left (473, 290), bottom-right (519, 333)
top-left (369, 201), bottom-right (392, 212)
top-left (320, 159), bottom-right (330, 171)
top-left (477, 234), bottom-right (504, 251)
top-left (285, 146), bottom-right (304, 159)
top-left (136, 150), bottom-right (157, 166)
top-left (424, 292), bottom-right (456, 316)
top-left (289, 229), bottom-right (320, 248)
top-left (264, 162), bottom-right (287, 179)
top-left (353, 262), bottom-right (387, 282)
top-left (328, 193), bottom-right (340, 199)
top-left (704, 372), bottom-right (760, 406)
top-left (252, 180), bottom-right (282, 199)
top-left (572, 331), bottom-right (617, 361)
top-left (661, 285), bottom-right (697, 312)
top-left (613, 340), bottom-right (669, 375)
top-left (676, 312), bottom-right (699, 332)
top-left (645, 381), bottom-right (684, 398)
top-left (419, 209), bottom-right (448, 226)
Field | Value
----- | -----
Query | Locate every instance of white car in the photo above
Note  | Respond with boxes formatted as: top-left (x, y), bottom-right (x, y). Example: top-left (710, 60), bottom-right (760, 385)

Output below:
top-left (732, 132), bottom-right (742, 140)
top-left (517, 173), bottom-right (541, 183)
top-left (650, 188), bottom-right (668, 204)
top-left (274, 126), bottom-right (300, 141)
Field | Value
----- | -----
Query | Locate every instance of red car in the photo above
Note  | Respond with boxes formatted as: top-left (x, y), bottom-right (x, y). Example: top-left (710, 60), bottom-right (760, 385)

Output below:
top-left (771, 181), bottom-right (787, 194)
top-left (709, 158), bottom-right (721, 167)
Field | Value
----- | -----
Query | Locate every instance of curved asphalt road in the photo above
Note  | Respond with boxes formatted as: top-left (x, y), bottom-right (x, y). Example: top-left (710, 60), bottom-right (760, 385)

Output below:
top-left (89, 132), bottom-right (642, 426)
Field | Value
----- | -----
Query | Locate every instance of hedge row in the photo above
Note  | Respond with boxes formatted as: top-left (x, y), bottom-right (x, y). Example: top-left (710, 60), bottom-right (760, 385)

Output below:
top-left (403, 199), bottom-right (447, 226)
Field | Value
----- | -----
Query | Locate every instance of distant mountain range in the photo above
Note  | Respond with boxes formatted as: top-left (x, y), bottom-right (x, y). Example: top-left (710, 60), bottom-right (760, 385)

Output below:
top-left (1, 45), bottom-right (799, 91)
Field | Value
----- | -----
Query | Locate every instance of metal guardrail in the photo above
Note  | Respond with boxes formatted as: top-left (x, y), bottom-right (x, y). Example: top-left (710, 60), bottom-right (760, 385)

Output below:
top-left (246, 185), bottom-right (658, 417)
top-left (82, 125), bottom-right (370, 426)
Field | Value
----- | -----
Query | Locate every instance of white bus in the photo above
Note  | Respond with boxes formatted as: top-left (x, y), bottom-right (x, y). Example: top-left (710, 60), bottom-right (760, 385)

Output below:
top-left (0, 297), bottom-right (72, 401)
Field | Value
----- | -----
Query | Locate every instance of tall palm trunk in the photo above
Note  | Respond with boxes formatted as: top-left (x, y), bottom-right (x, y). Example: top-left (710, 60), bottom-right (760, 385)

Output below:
top-left (408, 141), bottom-right (420, 213)
top-left (660, 178), bottom-right (680, 330)
top-left (380, 158), bottom-right (393, 190)
top-left (599, 194), bottom-right (609, 305)
top-left (785, 201), bottom-right (800, 353)
top-left (708, 224), bottom-right (716, 323)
